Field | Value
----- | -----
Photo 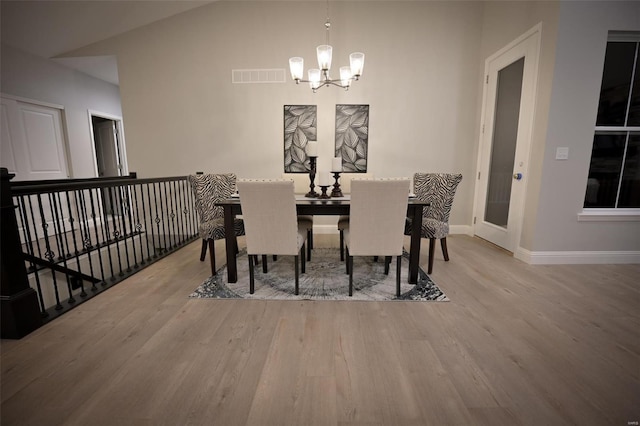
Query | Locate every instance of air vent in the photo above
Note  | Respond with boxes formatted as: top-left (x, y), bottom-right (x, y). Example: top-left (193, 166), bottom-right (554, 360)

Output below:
top-left (232, 69), bottom-right (286, 84)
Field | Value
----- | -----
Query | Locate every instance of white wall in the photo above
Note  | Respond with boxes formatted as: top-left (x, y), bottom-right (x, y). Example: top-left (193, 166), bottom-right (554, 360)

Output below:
top-left (66, 1), bottom-right (484, 228)
top-left (0, 44), bottom-right (123, 178)
top-left (534, 1), bottom-right (640, 252)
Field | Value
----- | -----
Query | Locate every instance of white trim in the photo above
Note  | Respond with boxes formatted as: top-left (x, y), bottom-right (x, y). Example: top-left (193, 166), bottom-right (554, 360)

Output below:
top-left (0, 92), bottom-right (65, 110)
top-left (87, 110), bottom-right (129, 177)
top-left (577, 208), bottom-right (640, 221)
top-left (515, 247), bottom-right (640, 264)
top-left (608, 31), bottom-right (640, 42)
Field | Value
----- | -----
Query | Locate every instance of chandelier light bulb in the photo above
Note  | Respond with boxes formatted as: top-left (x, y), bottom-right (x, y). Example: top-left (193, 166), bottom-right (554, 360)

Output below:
top-left (308, 69), bottom-right (321, 90)
top-left (289, 57), bottom-right (304, 81)
top-left (349, 52), bottom-right (365, 79)
top-left (340, 66), bottom-right (352, 88)
top-left (316, 45), bottom-right (333, 71)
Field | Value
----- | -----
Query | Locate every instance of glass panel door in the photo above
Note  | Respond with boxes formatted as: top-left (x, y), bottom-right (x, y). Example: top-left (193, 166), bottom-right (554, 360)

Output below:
top-left (484, 58), bottom-right (524, 227)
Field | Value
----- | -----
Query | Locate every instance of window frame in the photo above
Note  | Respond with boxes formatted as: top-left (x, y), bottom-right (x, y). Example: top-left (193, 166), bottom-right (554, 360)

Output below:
top-left (580, 31), bottom-right (640, 218)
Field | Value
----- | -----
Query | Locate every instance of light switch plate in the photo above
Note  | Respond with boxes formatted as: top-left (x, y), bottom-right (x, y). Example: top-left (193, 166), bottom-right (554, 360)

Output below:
top-left (556, 147), bottom-right (569, 160)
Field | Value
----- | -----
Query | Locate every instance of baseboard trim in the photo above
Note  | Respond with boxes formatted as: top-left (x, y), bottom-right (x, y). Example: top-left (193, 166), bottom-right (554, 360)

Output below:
top-left (515, 247), bottom-right (640, 265)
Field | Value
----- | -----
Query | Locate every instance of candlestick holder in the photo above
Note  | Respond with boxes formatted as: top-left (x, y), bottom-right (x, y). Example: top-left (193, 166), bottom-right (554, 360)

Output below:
top-left (319, 185), bottom-right (331, 199)
top-left (330, 172), bottom-right (343, 197)
top-left (305, 156), bottom-right (318, 198)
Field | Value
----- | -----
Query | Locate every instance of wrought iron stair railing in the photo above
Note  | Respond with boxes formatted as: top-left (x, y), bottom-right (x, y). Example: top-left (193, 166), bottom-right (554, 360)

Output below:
top-left (1, 169), bottom-right (199, 338)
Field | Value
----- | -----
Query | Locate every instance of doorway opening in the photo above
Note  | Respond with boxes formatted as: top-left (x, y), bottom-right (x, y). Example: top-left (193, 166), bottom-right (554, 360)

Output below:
top-left (89, 112), bottom-right (128, 216)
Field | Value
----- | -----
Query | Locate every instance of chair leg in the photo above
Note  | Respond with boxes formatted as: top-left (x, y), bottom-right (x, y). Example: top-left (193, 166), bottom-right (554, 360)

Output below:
top-left (200, 239), bottom-right (207, 261)
top-left (396, 255), bottom-right (401, 298)
top-left (348, 255), bottom-right (354, 297)
top-left (384, 256), bottom-right (391, 275)
top-left (345, 247), bottom-right (350, 274)
top-left (208, 239), bottom-right (216, 276)
top-left (301, 243), bottom-right (306, 273)
top-left (249, 254), bottom-right (255, 294)
top-left (441, 238), bottom-right (450, 261)
top-left (307, 229), bottom-right (312, 261)
top-left (340, 230), bottom-right (345, 261)
top-left (262, 255), bottom-right (268, 273)
top-left (273, 255), bottom-right (278, 261)
top-left (233, 235), bottom-right (240, 255)
top-left (294, 255), bottom-right (300, 295)
top-left (428, 238), bottom-right (436, 275)
top-left (374, 256), bottom-right (379, 262)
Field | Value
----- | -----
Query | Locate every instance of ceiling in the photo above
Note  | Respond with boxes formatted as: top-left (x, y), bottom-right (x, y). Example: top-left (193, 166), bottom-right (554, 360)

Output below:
top-left (1, 1), bottom-right (215, 85)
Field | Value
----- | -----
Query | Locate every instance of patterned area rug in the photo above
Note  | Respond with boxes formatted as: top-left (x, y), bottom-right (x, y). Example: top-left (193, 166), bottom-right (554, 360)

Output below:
top-left (190, 248), bottom-right (448, 301)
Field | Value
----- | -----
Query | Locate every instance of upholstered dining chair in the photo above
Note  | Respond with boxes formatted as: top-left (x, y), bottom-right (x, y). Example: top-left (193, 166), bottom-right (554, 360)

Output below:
top-left (188, 173), bottom-right (245, 276)
top-left (337, 173), bottom-right (373, 261)
top-left (237, 179), bottom-right (308, 295)
top-left (343, 178), bottom-right (410, 297)
top-left (282, 173), bottom-right (314, 260)
top-left (405, 173), bottom-right (463, 275)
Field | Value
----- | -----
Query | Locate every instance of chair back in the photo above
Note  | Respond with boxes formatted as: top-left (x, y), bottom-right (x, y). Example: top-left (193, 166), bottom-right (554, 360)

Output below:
top-left (348, 178), bottom-right (410, 256)
top-left (281, 173), bottom-right (311, 194)
top-left (413, 173), bottom-right (462, 222)
top-left (340, 172), bottom-right (373, 193)
top-left (188, 173), bottom-right (237, 222)
top-left (237, 179), bottom-right (300, 255)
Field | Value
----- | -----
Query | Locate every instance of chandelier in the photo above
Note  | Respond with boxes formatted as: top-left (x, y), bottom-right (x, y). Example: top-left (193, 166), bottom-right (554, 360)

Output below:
top-left (288, 4), bottom-right (364, 92)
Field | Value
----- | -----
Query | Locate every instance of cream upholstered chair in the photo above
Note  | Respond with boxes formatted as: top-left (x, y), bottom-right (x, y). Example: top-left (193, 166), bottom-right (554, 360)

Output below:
top-left (337, 173), bottom-right (373, 261)
top-left (237, 179), bottom-right (308, 295)
top-left (188, 173), bottom-right (244, 276)
top-left (282, 173), bottom-right (314, 259)
top-left (404, 173), bottom-right (462, 274)
top-left (343, 178), bottom-right (410, 297)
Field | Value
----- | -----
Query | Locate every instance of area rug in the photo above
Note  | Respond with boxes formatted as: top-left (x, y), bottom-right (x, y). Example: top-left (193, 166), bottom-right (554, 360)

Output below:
top-left (189, 248), bottom-right (448, 301)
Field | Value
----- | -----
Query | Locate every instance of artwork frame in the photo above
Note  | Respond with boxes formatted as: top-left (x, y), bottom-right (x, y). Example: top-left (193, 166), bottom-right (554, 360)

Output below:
top-left (284, 105), bottom-right (317, 173)
top-left (335, 104), bottom-right (369, 172)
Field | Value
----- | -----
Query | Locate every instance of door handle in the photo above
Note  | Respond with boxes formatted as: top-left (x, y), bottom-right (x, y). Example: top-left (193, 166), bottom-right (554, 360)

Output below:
top-left (513, 173), bottom-right (523, 180)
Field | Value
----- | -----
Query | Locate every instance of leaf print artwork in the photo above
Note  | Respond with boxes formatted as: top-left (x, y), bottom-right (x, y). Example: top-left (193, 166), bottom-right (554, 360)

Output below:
top-left (335, 105), bottom-right (369, 172)
top-left (284, 105), bottom-right (317, 173)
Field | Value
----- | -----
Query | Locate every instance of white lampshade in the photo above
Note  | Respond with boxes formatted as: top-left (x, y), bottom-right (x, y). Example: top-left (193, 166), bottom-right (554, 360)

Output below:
top-left (289, 57), bottom-right (304, 81)
top-left (349, 52), bottom-right (365, 78)
top-left (340, 66), bottom-right (352, 87)
top-left (317, 45), bottom-right (333, 71)
top-left (308, 69), bottom-right (321, 90)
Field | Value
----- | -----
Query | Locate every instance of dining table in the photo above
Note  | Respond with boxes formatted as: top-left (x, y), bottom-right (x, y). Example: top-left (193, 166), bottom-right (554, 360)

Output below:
top-left (217, 195), bottom-right (429, 284)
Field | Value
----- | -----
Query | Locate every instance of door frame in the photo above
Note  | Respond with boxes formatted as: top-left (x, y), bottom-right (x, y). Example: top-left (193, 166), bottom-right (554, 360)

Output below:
top-left (472, 23), bottom-right (541, 253)
top-left (88, 110), bottom-right (128, 178)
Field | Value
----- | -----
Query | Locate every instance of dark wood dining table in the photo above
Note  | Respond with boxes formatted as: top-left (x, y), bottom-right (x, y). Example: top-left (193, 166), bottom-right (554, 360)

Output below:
top-left (217, 196), bottom-right (428, 284)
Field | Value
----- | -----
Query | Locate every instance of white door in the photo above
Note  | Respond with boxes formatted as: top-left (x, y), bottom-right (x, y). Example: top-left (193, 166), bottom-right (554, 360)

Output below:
top-left (1, 96), bottom-right (69, 181)
top-left (474, 26), bottom-right (540, 252)
top-left (1, 96), bottom-right (70, 241)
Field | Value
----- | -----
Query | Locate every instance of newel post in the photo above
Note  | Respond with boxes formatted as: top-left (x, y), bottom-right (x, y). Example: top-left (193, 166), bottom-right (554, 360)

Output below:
top-left (1, 168), bottom-right (42, 338)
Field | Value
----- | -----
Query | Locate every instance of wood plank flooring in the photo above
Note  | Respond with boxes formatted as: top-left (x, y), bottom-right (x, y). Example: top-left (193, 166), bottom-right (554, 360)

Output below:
top-left (1, 234), bottom-right (639, 425)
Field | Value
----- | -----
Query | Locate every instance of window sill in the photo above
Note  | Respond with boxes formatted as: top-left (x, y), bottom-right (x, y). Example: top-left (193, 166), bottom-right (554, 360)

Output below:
top-left (577, 208), bottom-right (640, 222)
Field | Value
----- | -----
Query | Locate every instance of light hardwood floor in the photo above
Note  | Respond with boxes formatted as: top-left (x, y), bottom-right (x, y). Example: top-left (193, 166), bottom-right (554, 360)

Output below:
top-left (1, 234), bottom-right (639, 425)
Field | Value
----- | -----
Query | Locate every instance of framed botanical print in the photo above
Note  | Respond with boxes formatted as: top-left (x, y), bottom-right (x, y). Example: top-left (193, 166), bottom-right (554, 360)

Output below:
top-left (335, 104), bottom-right (369, 172)
top-left (284, 105), bottom-right (317, 172)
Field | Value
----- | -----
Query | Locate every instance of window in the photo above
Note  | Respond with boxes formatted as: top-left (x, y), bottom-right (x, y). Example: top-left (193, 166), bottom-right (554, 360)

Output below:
top-left (584, 33), bottom-right (640, 209)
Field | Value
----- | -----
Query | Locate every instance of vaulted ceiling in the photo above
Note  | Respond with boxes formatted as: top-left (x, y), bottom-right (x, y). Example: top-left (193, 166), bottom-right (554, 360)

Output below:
top-left (1, 1), bottom-right (215, 85)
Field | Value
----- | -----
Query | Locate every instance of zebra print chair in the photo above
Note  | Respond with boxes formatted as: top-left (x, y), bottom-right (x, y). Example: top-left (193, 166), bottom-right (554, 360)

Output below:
top-left (188, 173), bottom-right (245, 276)
top-left (405, 173), bottom-right (462, 274)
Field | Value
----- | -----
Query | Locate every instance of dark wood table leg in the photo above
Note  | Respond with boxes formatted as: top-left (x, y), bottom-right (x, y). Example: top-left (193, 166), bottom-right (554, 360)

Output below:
top-left (223, 205), bottom-right (238, 283)
top-left (408, 205), bottom-right (423, 284)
